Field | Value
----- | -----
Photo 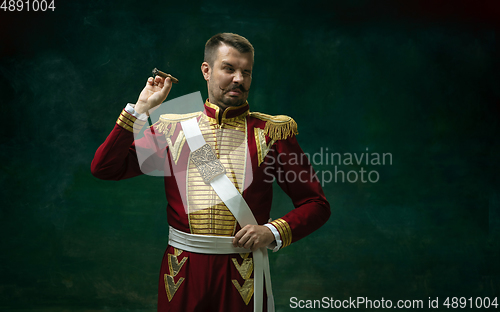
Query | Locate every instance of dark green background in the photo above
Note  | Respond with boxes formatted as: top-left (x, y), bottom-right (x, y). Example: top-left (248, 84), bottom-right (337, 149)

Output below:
top-left (1, 1), bottom-right (499, 311)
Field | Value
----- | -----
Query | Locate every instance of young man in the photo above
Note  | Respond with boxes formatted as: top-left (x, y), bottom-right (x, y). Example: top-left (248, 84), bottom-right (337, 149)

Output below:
top-left (91, 33), bottom-right (330, 312)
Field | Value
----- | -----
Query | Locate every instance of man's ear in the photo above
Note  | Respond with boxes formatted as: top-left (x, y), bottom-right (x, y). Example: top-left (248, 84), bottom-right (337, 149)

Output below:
top-left (201, 62), bottom-right (211, 81)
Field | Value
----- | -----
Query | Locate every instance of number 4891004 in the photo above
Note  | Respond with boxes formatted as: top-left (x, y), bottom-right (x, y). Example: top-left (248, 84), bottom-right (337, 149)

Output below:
top-left (1, 0), bottom-right (56, 11)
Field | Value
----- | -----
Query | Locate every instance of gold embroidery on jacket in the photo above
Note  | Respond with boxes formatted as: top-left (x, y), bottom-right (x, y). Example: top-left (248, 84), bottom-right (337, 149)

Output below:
top-left (254, 128), bottom-right (275, 167)
top-left (240, 253), bottom-right (250, 259)
top-left (172, 248), bottom-right (183, 257)
top-left (232, 279), bottom-right (254, 305)
top-left (168, 254), bottom-right (187, 277)
top-left (154, 112), bottom-right (201, 138)
top-left (164, 274), bottom-right (184, 302)
top-left (166, 130), bottom-right (186, 165)
top-left (231, 253), bottom-right (254, 305)
top-left (187, 115), bottom-right (247, 236)
top-left (164, 249), bottom-right (188, 301)
top-left (232, 258), bottom-right (254, 279)
top-left (153, 112), bottom-right (201, 163)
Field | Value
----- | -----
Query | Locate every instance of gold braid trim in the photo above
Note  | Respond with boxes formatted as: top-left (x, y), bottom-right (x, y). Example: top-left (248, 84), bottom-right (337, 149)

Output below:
top-left (249, 112), bottom-right (298, 141)
top-left (153, 112), bottom-right (202, 138)
top-left (269, 218), bottom-right (292, 248)
top-left (116, 110), bottom-right (146, 133)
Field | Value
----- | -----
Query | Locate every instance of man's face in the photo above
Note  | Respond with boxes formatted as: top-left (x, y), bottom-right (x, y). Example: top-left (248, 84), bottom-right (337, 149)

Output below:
top-left (202, 44), bottom-right (253, 108)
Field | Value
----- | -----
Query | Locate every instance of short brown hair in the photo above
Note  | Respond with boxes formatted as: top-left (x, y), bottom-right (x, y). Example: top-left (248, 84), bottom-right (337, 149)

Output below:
top-left (204, 33), bottom-right (254, 66)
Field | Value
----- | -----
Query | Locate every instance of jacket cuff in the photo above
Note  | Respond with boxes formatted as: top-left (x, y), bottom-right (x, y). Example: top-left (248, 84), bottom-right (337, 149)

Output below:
top-left (116, 105), bottom-right (147, 133)
top-left (264, 223), bottom-right (281, 252)
top-left (124, 103), bottom-right (149, 121)
top-left (269, 218), bottom-right (292, 249)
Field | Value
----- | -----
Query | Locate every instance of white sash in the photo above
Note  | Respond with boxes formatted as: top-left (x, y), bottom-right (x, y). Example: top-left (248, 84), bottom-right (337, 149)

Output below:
top-left (179, 117), bottom-right (274, 312)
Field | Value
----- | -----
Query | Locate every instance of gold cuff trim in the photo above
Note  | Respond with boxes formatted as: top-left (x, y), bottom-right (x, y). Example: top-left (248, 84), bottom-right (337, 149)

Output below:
top-left (116, 118), bottom-right (133, 132)
top-left (116, 110), bottom-right (146, 133)
top-left (121, 110), bottom-right (137, 122)
top-left (270, 218), bottom-right (292, 248)
top-left (121, 111), bottom-right (147, 127)
top-left (119, 115), bottom-right (134, 127)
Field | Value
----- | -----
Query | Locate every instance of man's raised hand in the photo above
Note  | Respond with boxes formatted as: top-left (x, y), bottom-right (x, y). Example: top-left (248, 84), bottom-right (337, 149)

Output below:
top-left (135, 75), bottom-right (173, 114)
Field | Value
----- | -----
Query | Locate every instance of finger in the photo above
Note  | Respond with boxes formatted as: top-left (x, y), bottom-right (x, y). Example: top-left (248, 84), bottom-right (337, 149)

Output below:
top-left (239, 235), bottom-right (251, 248)
top-left (159, 77), bottom-right (173, 98)
top-left (157, 79), bottom-right (164, 89)
top-left (233, 227), bottom-right (246, 247)
top-left (243, 238), bottom-right (254, 250)
top-left (147, 77), bottom-right (154, 86)
top-left (154, 75), bottom-right (164, 84)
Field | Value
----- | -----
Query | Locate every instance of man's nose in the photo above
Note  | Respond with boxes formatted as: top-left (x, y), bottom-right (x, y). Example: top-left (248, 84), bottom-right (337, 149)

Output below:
top-left (232, 71), bottom-right (244, 83)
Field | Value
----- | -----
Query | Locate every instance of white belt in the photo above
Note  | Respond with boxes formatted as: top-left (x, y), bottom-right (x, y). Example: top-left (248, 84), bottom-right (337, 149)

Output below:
top-left (178, 117), bottom-right (274, 312)
top-left (169, 225), bottom-right (252, 254)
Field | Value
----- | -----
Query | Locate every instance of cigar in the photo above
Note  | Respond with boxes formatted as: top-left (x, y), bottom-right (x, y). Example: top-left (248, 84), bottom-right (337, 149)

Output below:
top-left (152, 68), bottom-right (179, 84)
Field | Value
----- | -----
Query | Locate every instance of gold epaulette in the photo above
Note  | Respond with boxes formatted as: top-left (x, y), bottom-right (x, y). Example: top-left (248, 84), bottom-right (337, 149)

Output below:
top-left (153, 112), bottom-right (202, 137)
top-left (249, 112), bottom-right (298, 140)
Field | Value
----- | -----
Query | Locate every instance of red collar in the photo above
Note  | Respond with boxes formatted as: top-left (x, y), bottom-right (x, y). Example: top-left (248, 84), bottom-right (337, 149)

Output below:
top-left (203, 100), bottom-right (250, 124)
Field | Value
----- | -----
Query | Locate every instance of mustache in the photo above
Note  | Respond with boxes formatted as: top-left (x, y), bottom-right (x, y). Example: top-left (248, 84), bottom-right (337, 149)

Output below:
top-left (219, 84), bottom-right (248, 93)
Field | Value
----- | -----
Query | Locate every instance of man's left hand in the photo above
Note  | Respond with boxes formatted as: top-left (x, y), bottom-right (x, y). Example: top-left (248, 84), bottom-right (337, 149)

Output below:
top-left (233, 225), bottom-right (275, 251)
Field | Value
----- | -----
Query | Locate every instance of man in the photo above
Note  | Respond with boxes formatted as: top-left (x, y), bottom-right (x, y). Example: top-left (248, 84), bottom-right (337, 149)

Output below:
top-left (91, 33), bottom-right (330, 312)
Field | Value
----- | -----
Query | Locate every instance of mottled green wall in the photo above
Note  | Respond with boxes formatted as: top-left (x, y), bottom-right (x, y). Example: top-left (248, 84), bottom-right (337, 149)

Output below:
top-left (1, 1), bottom-right (498, 311)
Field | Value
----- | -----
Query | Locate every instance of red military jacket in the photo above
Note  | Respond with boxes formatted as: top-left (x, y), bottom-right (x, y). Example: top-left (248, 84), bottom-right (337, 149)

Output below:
top-left (91, 100), bottom-right (330, 249)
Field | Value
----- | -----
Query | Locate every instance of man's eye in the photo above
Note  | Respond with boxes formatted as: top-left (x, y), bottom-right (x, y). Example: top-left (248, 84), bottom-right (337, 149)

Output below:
top-left (225, 67), bottom-right (234, 72)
